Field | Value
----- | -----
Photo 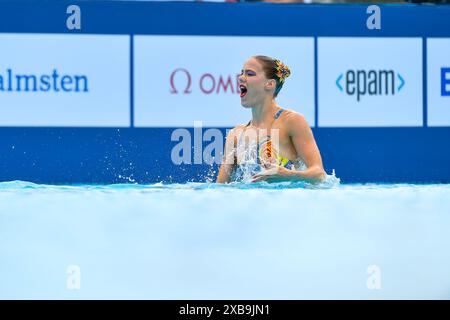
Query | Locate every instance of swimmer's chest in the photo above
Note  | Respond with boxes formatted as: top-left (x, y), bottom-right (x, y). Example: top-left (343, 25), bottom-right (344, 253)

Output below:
top-left (236, 125), bottom-right (297, 161)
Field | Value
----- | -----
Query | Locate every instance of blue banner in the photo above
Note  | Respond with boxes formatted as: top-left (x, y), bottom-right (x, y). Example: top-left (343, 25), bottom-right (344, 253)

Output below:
top-left (0, 1), bottom-right (450, 183)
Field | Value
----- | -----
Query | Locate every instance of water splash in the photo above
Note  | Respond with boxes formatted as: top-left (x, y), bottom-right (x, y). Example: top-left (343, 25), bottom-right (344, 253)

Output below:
top-left (0, 175), bottom-right (340, 192)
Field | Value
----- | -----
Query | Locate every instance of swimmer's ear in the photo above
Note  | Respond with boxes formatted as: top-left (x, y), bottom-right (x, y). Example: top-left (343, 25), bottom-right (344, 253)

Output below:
top-left (265, 79), bottom-right (276, 92)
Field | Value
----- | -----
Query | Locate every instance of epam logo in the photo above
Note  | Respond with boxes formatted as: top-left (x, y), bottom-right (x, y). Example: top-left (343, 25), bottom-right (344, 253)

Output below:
top-left (336, 69), bottom-right (405, 101)
top-left (442, 67), bottom-right (450, 97)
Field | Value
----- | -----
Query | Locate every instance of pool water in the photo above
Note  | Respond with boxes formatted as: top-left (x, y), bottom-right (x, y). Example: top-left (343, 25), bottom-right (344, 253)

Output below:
top-left (1, 180), bottom-right (450, 299)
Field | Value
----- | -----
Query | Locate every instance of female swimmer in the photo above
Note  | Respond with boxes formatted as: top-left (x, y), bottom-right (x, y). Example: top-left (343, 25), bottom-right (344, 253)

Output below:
top-left (216, 55), bottom-right (326, 183)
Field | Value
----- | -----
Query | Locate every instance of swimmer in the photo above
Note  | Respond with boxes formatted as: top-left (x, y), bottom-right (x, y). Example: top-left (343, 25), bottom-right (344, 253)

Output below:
top-left (216, 55), bottom-right (326, 183)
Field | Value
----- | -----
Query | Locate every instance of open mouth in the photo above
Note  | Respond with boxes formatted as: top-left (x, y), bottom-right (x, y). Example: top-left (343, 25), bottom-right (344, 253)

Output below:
top-left (239, 85), bottom-right (247, 98)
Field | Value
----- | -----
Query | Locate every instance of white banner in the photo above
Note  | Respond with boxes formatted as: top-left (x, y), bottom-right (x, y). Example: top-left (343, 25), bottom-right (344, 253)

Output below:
top-left (318, 37), bottom-right (423, 127)
top-left (0, 34), bottom-right (130, 127)
top-left (427, 38), bottom-right (450, 127)
top-left (134, 35), bottom-right (315, 127)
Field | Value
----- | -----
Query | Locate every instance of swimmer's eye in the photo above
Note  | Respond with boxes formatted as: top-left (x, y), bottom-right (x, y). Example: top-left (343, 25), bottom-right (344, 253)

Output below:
top-left (240, 70), bottom-right (256, 76)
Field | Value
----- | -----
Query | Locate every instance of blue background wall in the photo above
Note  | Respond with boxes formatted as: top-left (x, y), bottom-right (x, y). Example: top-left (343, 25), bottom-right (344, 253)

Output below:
top-left (1, 1), bottom-right (450, 184)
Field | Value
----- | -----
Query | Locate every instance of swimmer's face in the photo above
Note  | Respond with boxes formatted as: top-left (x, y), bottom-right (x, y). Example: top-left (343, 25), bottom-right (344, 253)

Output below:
top-left (238, 58), bottom-right (276, 108)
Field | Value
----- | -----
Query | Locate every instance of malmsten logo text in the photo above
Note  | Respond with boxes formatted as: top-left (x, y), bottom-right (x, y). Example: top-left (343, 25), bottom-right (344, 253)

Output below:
top-left (0, 69), bottom-right (89, 93)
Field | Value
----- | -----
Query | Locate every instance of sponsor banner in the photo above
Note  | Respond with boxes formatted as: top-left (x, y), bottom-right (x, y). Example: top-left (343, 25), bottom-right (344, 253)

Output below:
top-left (427, 38), bottom-right (450, 127)
top-left (318, 37), bottom-right (423, 127)
top-left (0, 34), bottom-right (130, 127)
top-left (134, 36), bottom-right (315, 127)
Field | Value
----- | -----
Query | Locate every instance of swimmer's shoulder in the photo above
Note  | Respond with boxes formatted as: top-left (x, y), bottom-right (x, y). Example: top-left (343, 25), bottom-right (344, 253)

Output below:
top-left (278, 108), bottom-right (312, 134)
top-left (227, 123), bottom-right (247, 136)
top-left (225, 124), bottom-right (248, 145)
top-left (233, 123), bottom-right (248, 131)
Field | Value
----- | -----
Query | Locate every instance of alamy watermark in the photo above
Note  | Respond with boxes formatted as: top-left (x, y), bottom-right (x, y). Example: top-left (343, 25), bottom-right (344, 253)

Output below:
top-left (170, 121), bottom-right (281, 167)
top-left (66, 265), bottom-right (81, 290)
top-left (366, 5), bottom-right (381, 30)
top-left (66, 5), bottom-right (81, 30)
top-left (366, 264), bottom-right (382, 290)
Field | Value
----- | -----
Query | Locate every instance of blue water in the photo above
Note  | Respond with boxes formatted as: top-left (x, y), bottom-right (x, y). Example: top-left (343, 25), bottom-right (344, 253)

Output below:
top-left (1, 180), bottom-right (450, 299)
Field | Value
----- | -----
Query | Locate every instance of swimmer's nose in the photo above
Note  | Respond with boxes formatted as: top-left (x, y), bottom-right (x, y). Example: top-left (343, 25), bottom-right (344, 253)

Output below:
top-left (238, 73), bottom-right (246, 83)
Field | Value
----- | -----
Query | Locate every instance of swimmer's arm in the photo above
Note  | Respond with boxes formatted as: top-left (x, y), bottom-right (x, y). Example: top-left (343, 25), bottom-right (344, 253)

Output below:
top-left (251, 115), bottom-right (325, 183)
top-left (216, 161), bottom-right (234, 183)
top-left (286, 113), bottom-right (326, 182)
top-left (216, 129), bottom-right (237, 183)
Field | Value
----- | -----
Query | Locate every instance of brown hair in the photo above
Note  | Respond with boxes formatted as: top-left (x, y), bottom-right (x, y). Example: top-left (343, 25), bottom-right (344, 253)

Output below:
top-left (253, 55), bottom-right (291, 97)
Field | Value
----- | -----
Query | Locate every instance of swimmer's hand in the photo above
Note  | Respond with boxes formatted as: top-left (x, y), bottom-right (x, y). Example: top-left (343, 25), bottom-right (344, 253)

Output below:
top-left (251, 165), bottom-right (326, 183)
top-left (251, 166), bottom-right (292, 183)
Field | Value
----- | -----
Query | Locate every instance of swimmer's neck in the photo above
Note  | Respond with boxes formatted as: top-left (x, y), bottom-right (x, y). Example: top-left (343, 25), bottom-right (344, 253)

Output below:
top-left (250, 98), bottom-right (280, 127)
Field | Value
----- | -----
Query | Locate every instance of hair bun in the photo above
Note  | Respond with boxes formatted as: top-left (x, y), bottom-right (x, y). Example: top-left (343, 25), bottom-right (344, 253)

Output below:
top-left (274, 59), bottom-right (291, 83)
